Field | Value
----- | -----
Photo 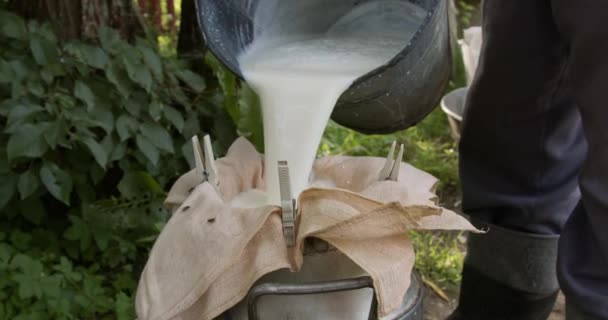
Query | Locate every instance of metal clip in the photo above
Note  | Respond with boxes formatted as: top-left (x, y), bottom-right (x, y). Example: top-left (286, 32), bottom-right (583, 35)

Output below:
top-left (278, 161), bottom-right (296, 247)
top-left (192, 135), bottom-right (221, 196)
top-left (378, 141), bottom-right (404, 181)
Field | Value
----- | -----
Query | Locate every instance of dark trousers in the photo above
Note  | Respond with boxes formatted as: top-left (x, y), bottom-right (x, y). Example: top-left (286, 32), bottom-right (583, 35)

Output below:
top-left (459, 0), bottom-right (608, 318)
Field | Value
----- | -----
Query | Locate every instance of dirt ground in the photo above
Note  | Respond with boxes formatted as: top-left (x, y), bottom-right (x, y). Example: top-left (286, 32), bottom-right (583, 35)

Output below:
top-left (422, 283), bottom-right (566, 320)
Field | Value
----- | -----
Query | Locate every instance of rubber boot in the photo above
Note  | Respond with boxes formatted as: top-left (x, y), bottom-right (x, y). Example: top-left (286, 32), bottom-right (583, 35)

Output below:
top-left (447, 219), bottom-right (560, 320)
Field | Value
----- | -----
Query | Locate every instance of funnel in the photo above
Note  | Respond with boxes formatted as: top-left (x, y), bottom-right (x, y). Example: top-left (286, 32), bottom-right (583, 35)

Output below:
top-left (196, 0), bottom-right (453, 134)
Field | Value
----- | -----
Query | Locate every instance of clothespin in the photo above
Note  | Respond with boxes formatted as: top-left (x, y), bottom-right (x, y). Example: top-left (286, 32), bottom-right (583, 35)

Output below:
top-left (192, 135), bottom-right (221, 197)
top-left (378, 141), bottom-right (404, 181)
top-left (278, 161), bottom-right (297, 247)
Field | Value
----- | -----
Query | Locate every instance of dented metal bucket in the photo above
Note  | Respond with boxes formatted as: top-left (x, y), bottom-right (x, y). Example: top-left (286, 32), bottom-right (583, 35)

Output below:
top-left (196, 0), bottom-right (453, 134)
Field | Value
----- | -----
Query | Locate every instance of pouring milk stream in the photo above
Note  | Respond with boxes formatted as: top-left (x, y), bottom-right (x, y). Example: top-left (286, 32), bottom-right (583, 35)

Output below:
top-left (236, 0), bottom-right (425, 206)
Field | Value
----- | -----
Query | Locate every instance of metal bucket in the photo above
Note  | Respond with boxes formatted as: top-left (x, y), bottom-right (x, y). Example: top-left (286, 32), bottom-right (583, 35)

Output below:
top-left (222, 239), bottom-right (424, 320)
top-left (196, 0), bottom-right (453, 134)
top-left (440, 87), bottom-right (468, 142)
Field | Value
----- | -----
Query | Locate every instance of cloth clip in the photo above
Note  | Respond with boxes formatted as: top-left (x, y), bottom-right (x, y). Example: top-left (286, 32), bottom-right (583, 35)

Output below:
top-left (278, 160), bottom-right (297, 247)
top-left (192, 135), bottom-right (221, 197)
top-left (378, 141), bottom-right (404, 181)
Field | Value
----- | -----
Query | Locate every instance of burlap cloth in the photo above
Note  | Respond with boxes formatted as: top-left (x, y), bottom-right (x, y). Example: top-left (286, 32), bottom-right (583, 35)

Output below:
top-left (136, 138), bottom-right (479, 320)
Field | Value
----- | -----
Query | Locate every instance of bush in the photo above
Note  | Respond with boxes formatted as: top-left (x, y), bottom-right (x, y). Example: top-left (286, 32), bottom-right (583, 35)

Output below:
top-left (0, 9), bottom-right (237, 319)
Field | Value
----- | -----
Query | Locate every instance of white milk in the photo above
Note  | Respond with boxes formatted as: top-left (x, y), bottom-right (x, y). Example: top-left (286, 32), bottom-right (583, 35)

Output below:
top-left (238, 0), bottom-right (425, 206)
top-left (230, 189), bottom-right (268, 208)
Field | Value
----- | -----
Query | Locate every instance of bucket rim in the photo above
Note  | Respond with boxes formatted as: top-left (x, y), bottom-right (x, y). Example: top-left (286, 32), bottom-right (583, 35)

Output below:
top-left (195, 0), bottom-right (444, 87)
top-left (440, 86), bottom-right (468, 122)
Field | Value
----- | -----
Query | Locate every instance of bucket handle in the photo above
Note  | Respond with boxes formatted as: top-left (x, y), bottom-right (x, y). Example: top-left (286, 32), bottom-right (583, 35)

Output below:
top-left (246, 276), bottom-right (379, 320)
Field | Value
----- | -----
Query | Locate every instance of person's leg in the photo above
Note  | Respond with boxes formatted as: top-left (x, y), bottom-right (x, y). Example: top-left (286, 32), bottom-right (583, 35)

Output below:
top-left (451, 0), bottom-right (587, 319)
top-left (551, 1), bottom-right (608, 318)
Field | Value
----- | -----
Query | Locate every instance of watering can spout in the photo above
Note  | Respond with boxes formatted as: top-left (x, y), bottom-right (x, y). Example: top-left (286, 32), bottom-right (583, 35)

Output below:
top-left (196, 0), bottom-right (453, 134)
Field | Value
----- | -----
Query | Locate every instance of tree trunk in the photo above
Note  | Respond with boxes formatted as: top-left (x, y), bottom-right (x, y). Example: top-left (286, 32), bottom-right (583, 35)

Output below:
top-left (8, 0), bottom-right (144, 42)
top-left (167, 0), bottom-right (176, 33)
top-left (150, 0), bottom-right (162, 31)
top-left (177, 0), bottom-right (205, 59)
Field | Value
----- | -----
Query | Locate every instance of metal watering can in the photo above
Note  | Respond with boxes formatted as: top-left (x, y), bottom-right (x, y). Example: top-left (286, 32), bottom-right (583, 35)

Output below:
top-left (196, 0), bottom-right (453, 134)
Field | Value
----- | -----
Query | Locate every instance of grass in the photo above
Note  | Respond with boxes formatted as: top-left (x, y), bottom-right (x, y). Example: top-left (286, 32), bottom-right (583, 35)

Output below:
top-left (410, 231), bottom-right (466, 290)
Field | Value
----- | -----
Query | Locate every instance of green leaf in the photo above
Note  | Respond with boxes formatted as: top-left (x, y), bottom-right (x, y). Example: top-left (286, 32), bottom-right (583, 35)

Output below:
top-left (90, 106), bottom-right (114, 133)
top-left (0, 11), bottom-right (26, 39)
top-left (125, 92), bottom-right (145, 117)
top-left (30, 34), bottom-right (58, 65)
top-left (106, 61), bottom-right (132, 97)
top-left (182, 112), bottom-right (200, 138)
top-left (10, 254), bottom-right (42, 274)
top-left (82, 45), bottom-right (109, 69)
top-left (6, 104), bottom-right (43, 128)
top-left (140, 122), bottom-right (173, 152)
top-left (40, 275), bottom-right (62, 298)
top-left (136, 135), bottom-right (159, 166)
top-left (115, 292), bottom-right (135, 320)
top-left (98, 26), bottom-right (122, 53)
top-left (207, 54), bottom-right (238, 117)
top-left (110, 143), bottom-right (126, 161)
top-left (7, 123), bottom-right (49, 161)
top-left (27, 79), bottom-right (45, 97)
top-left (74, 81), bottom-right (96, 110)
top-left (0, 59), bottom-right (15, 83)
top-left (9, 59), bottom-right (31, 81)
top-left (0, 175), bottom-right (17, 209)
top-left (163, 106), bottom-right (184, 132)
top-left (116, 115), bottom-right (138, 141)
top-left (118, 171), bottom-right (164, 197)
top-left (176, 70), bottom-right (206, 93)
top-left (19, 198), bottom-right (45, 225)
top-left (134, 67), bottom-right (153, 92)
top-left (181, 141), bottom-right (195, 168)
top-left (237, 85), bottom-right (264, 151)
top-left (0, 243), bottom-right (12, 268)
top-left (72, 173), bottom-right (96, 204)
top-left (92, 227), bottom-right (111, 251)
top-left (40, 62), bottom-right (66, 84)
top-left (53, 256), bottom-right (73, 275)
top-left (140, 46), bottom-right (163, 81)
top-left (148, 99), bottom-right (162, 121)
top-left (123, 53), bottom-right (152, 92)
top-left (64, 215), bottom-right (91, 251)
top-left (44, 119), bottom-right (67, 149)
top-left (18, 169), bottom-right (40, 199)
top-left (40, 162), bottom-right (73, 205)
top-left (10, 254), bottom-right (43, 299)
top-left (0, 149), bottom-right (8, 174)
top-left (101, 134), bottom-right (113, 155)
top-left (82, 137), bottom-right (108, 168)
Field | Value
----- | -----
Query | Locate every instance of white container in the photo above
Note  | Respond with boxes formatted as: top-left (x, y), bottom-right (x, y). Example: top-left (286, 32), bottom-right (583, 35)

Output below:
top-left (440, 87), bottom-right (469, 142)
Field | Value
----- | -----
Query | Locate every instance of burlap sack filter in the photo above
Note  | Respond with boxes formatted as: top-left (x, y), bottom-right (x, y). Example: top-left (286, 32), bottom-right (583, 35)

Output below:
top-left (136, 137), bottom-right (480, 320)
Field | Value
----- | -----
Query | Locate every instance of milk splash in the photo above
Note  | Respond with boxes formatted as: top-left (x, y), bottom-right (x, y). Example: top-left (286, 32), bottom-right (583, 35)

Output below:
top-left (237, 0), bottom-right (425, 206)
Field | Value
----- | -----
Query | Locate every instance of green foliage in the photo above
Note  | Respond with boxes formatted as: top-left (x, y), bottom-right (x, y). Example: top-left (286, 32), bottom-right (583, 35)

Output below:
top-left (205, 55), bottom-right (265, 152)
top-left (0, 10), bottom-right (235, 319)
top-left (455, 0), bottom-right (479, 36)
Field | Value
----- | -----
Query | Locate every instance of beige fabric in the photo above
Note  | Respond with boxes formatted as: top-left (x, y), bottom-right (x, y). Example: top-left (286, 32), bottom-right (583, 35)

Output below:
top-left (136, 138), bottom-right (479, 320)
